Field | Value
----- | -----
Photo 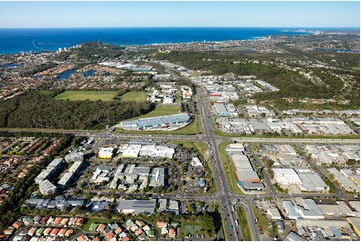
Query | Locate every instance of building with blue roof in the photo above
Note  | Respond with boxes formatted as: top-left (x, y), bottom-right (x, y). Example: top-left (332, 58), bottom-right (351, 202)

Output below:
top-left (119, 113), bottom-right (191, 131)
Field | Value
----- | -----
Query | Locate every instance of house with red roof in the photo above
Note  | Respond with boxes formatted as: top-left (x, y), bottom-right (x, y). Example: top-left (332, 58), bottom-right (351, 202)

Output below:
top-left (50, 228), bottom-right (60, 237)
top-left (168, 228), bottom-right (176, 238)
top-left (77, 235), bottom-right (89, 241)
top-left (96, 224), bottom-right (106, 233)
top-left (12, 221), bottom-right (24, 229)
top-left (58, 228), bottom-right (67, 237)
top-left (106, 231), bottom-right (114, 240)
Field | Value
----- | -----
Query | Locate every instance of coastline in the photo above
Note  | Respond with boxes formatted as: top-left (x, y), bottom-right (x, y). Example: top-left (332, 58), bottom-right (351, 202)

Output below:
top-left (0, 27), bottom-right (318, 55)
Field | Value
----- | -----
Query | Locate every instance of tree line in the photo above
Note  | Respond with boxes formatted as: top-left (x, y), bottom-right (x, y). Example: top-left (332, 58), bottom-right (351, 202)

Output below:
top-left (0, 91), bottom-right (153, 130)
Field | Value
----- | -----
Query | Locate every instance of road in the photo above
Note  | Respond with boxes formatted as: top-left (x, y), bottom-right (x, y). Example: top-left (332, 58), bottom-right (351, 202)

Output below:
top-left (196, 88), bottom-right (245, 241)
top-left (1, 75), bottom-right (360, 241)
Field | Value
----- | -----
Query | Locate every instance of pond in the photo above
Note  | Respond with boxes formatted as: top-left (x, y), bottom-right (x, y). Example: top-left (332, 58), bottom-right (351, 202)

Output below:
top-left (56, 69), bottom-right (77, 80)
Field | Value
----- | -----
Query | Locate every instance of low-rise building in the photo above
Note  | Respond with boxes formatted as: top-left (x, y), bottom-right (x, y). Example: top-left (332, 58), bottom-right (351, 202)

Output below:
top-left (98, 147), bottom-right (114, 159)
top-left (117, 199), bottom-right (156, 215)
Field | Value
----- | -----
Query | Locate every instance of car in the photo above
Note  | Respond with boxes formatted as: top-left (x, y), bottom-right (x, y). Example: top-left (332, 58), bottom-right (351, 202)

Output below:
top-left (230, 225), bottom-right (233, 229)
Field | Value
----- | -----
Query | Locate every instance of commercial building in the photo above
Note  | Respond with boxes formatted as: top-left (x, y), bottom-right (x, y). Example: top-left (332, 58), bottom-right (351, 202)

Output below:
top-left (117, 199), bottom-right (156, 215)
top-left (149, 168), bottom-right (165, 187)
top-left (91, 167), bottom-right (113, 183)
top-left (22, 196), bottom-right (84, 211)
top-left (157, 199), bottom-right (179, 215)
top-left (121, 143), bottom-right (175, 159)
top-left (64, 152), bottom-right (84, 163)
top-left (107, 164), bottom-right (153, 192)
top-left (119, 113), bottom-right (191, 131)
top-left (98, 147), bottom-right (114, 159)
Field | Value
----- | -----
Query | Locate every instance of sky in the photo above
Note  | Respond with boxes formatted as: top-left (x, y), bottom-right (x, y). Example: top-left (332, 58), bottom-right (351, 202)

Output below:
top-left (0, 1), bottom-right (359, 28)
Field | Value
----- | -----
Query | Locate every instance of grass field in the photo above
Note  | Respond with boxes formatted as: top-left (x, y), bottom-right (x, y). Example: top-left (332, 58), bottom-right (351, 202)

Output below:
top-left (54, 91), bottom-right (118, 101)
top-left (218, 142), bottom-right (244, 196)
top-left (119, 91), bottom-right (147, 102)
top-left (236, 206), bottom-right (252, 241)
top-left (82, 217), bottom-right (113, 231)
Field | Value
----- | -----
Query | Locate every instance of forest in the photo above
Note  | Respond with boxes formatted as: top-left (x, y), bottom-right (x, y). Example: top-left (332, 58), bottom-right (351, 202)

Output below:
top-left (0, 91), bottom-right (153, 130)
top-left (155, 50), bottom-right (360, 109)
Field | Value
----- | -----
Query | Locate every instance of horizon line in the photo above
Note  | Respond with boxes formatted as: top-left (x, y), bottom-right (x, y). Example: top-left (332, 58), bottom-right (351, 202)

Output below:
top-left (0, 26), bottom-right (359, 29)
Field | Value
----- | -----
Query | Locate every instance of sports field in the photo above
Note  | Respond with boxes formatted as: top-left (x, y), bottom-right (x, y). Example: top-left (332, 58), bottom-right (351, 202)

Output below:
top-left (54, 91), bottom-right (118, 101)
top-left (119, 91), bottom-right (147, 102)
top-left (181, 222), bottom-right (203, 236)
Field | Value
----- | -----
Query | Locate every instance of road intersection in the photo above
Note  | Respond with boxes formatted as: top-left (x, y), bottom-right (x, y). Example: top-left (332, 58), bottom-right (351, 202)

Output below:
top-left (3, 87), bottom-right (359, 241)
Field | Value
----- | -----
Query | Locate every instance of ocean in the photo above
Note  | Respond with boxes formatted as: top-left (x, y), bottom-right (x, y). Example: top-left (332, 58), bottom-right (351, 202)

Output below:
top-left (0, 27), bottom-right (352, 54)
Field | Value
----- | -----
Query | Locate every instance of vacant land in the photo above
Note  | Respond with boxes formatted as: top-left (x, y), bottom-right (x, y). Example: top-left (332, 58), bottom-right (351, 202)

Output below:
top-left (54, 91), bottom-right (118, 101)
top-left (236, 206), bottom-right (252, 241)
top-left (120, 91), bottom-right (147, 102)
top-left (252, 205), bottom-right (271, 238)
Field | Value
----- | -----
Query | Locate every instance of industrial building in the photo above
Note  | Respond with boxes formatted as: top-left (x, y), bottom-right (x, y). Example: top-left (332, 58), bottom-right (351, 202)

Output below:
top-left (273, 168), bottom-right (302, 186)
top-left (213, 103), bottom-right (238, 117)
top-left (318, 201), bottom-right (356, 217)
top-left (119, 113), bottom-right (192, 131)
top-left (282, 198), bottom-right (324, 220)
top-left (225, 144), bottom-right (264, 193)
top-left (116, 199), bottom-right (156, 214)
top-left (327, 168), bottom-right (359, 192)
top-left (273, 168), bottom-right (329, 192)
top-left (244, 105), bottom-right (274, 117)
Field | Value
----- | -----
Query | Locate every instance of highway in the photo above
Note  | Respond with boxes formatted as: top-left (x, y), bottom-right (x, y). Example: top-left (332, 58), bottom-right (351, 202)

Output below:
top-left (1, 84), bottom-right (360, 241)
top-left (3, 128), bottom-right (359, 144)
top-left (196, 88), bottom-right (244, 241)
